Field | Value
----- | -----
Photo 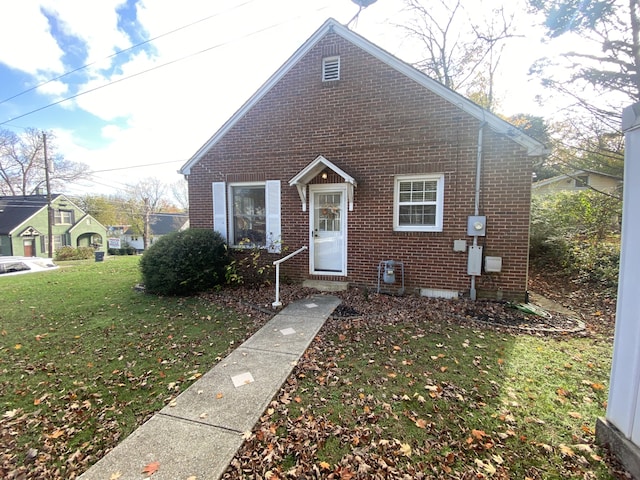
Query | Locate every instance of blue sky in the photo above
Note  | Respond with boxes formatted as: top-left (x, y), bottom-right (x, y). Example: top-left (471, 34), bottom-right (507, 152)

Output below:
top-left (0, 0), bottom-right (574, 198)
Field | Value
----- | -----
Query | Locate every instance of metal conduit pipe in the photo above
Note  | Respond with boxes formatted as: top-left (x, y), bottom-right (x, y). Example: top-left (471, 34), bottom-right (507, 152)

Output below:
top-left (470, 121), bottom-right (486, 301)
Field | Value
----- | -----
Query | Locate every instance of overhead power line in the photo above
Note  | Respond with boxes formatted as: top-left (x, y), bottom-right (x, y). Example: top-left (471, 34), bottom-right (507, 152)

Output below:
top-left (91, 159), bottom-right (185, 173)
top-left (0, 0), bottom-right (256, 106)
top-left (0, 11), bottom-right (322, 128)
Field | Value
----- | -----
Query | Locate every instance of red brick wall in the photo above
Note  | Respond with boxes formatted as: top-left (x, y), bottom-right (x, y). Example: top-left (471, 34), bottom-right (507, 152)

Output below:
top-left (187, 33), bottom-right (534, 301)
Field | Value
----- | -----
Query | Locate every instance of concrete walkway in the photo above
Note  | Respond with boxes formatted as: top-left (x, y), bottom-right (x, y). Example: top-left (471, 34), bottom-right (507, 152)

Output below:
top-left (79, 294), bottom-right (341, 480)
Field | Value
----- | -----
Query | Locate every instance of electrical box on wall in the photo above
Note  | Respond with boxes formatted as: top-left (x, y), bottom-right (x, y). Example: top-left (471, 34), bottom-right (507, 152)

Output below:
top-left (467, 216), bottom-right (487, 236)
top-left (453, 239), bottom-right (467, 252)
top-left (485, 256), bottom-right (502, 273)
top-left (467, 245), bottom-right (483, 275)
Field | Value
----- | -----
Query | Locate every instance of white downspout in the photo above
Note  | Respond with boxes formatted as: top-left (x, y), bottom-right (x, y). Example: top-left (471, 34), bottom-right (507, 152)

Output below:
top-left (470, 121), bottom-right (486, 301)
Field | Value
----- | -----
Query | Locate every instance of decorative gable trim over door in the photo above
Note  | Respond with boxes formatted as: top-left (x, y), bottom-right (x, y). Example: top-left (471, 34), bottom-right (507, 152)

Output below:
top-left (289, 155), bottom-right (357, 212)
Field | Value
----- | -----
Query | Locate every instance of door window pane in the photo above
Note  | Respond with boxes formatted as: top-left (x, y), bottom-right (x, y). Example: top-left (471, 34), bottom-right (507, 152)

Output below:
top-left (316, 193), bottom-right (341, 232)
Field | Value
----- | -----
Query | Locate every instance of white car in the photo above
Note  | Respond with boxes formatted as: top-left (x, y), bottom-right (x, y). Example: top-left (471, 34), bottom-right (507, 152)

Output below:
top-left (0, 256), bottom-right (59, 276)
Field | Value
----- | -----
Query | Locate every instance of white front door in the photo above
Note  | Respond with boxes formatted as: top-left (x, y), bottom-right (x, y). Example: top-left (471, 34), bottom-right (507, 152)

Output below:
top-left (310, 185), bottom-right (346, 275)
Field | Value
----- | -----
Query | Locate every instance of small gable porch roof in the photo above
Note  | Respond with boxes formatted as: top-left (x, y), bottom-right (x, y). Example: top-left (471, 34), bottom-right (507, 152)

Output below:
top-left (289, 155), bottom-right (357, 211)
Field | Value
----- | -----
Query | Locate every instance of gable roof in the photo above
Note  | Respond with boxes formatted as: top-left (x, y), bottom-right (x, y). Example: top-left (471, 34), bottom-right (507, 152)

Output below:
top-left (0, 194), bottom-right (61, 235)
top-left (532, 169), bottom-right (623, 189)
top-left (124, 213), bottom-right (189, 236)
top-left (180, 18), bottom-right (547, 176)
top-left (68, 213), bottom-right (107, 233)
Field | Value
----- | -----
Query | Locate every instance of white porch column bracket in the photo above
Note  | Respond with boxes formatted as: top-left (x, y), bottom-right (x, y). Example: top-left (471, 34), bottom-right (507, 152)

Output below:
top-left (295, 184), bottom-right (307, 212)
top-left (347, 183), bottom-right (355, 211)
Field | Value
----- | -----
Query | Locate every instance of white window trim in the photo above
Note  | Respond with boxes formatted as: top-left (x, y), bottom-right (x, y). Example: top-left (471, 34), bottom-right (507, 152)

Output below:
top-left (212, 180), bottom-right (281, 253)
top-left (393, 174), bottom-right (444, 232)
top-left (228, 182), bottom-right (264, 249)
top-left (54, 209), bottom-right (73, 225)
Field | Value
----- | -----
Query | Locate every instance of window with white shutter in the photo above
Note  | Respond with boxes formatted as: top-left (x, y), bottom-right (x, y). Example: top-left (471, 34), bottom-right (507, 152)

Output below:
top-left (213, 180), bottom-right (281, 252)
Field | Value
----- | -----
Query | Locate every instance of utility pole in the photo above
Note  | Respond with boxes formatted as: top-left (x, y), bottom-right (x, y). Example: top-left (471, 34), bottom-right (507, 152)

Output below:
top-left (43, 132), bottom-right (54, 257)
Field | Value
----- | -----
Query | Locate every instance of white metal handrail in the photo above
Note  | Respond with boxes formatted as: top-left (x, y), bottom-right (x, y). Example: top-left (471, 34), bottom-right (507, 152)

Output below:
top-left (272, 245), bottom-right (308, 307)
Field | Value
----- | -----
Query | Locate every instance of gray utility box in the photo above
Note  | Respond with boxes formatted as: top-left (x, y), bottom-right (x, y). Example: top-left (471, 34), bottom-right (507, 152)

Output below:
top-left (467, 215), bottom-right (487, 236)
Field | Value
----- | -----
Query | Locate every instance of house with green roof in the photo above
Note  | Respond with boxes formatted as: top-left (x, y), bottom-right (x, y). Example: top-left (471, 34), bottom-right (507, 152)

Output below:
top-left (0, 194), bottom-right (107, 257)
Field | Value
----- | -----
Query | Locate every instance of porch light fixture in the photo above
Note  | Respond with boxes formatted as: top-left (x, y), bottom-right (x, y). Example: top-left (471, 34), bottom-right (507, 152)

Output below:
top-left (321, 170), bottom-right (328, 180)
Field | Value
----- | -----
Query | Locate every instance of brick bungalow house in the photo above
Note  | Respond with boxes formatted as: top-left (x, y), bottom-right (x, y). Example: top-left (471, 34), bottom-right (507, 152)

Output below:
top-left (180, 18), bottom-right (546, 301)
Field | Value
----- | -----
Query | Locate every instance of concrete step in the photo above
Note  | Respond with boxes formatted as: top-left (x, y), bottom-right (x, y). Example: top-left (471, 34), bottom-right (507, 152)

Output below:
top-left (302, 279), bottom-right (349, 292)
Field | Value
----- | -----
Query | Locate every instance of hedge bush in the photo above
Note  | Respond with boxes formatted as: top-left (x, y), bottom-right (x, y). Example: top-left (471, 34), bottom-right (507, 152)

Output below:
top-left (108, 242), bottom-right (137, 255)
top-left (139, 229), bottom-right (229, 296)
top-left (54, 246), bottom-right (96, 261)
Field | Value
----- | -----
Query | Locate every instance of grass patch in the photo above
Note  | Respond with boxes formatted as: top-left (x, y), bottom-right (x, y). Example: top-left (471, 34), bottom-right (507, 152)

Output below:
top-left (237, 307), bottom-right (616, 479)
top-left (0, 256), bottom-right (261, 478)
top-left (0, 260), bottom-right (619, 479)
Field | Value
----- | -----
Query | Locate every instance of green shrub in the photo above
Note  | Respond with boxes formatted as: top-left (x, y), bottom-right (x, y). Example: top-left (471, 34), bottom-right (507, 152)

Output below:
top-left (530, 190), bottom-right (622, 291)
top-left (568, 239), bottom-right (620, 288)
top-left (139, 229), bottom-right (230, 296)
top-left (54, 246), bottom-right (95, 261)
top-left (108, 241), bottom-right (136, 256)
top-left (225, 245), bottom-right (274, 287)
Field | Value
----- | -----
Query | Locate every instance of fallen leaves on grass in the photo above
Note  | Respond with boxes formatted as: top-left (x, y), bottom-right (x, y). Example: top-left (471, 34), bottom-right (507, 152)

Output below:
top-left (218, 282), bottom-right (620, 479)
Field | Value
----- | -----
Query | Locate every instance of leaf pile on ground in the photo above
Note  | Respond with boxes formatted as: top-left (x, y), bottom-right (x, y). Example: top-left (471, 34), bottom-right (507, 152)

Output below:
top-left (211, 281), bottom-right (586, 334)
top-left (0, 258), bottom-right (624, 479)
top-left (218, 279), bottom-right (625, 479)
top-left (528, 267), bottom-right (616, 338)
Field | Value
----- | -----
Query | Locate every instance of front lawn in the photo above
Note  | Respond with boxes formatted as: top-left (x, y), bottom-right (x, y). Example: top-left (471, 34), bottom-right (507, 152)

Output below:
top-left (0, 257), bottom-right (624, 478)
top-left (0, 256), bottom-right (265, 479)
top-left (223, 288), bottom-right (620, 479)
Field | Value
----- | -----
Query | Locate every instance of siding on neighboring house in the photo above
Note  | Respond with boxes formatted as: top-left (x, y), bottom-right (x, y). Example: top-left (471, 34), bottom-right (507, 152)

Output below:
top-left (182, 19), bottom-right (545, 301)
top-left (533, 170), bottom-right (622, 196)
top-left (0, 194), bottom-right (107, 257)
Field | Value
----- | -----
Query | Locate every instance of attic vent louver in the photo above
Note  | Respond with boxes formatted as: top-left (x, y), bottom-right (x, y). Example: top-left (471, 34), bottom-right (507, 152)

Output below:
top-left (322, 56), bottom-right (340, 81)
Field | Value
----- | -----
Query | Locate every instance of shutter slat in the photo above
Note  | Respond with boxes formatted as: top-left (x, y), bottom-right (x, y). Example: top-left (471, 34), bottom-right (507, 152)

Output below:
top-left (265, 180), bottom-right (281, 253)
top-left (212, 182), bottom-right (227, 241)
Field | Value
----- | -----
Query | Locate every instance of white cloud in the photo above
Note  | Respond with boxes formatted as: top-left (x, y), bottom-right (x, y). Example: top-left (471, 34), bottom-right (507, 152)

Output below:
top-left (40, 0), bottom-right (132, 70)
top-left (101, 124), bottom-right (124, 140)
top-left (0, 2), bottom-right (64, 74)
top-left (35, 78), bottom-right (69, 97)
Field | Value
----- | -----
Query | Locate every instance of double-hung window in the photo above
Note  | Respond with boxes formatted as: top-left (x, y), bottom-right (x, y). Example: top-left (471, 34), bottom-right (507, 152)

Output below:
top-left (393, 174), bottom-right (444, 232)
top-left (212, 180), bottom-right (281, 253)
top-left (54, 209), bottom-right (73, 225)
top-left (230, 184), bottom-right (266, 247)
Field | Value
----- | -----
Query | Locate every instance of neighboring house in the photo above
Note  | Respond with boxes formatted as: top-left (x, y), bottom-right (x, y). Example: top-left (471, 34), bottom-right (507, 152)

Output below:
top-left (122, 213), bottom-right (189, 252)
top-left (532, 169), bottom-right (622, 196)
top-left (179, 18), bottom-right (546, 301)
top-left (0, 194), bottom-right (107, 257)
